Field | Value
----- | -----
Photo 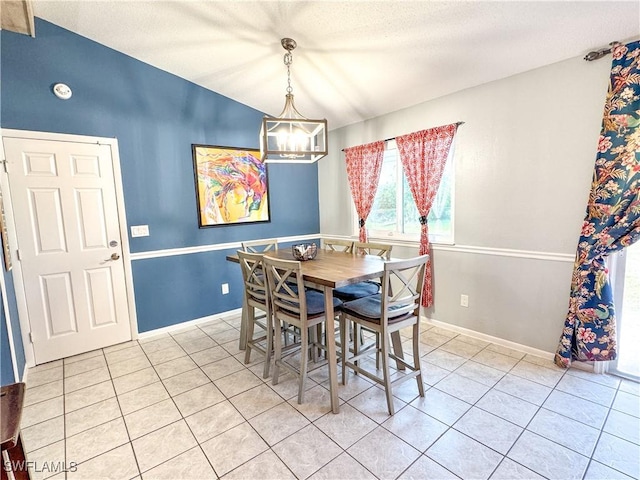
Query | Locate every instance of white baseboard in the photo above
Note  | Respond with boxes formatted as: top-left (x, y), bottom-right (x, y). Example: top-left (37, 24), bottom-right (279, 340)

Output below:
top-left (424, 316), bottom-right (555, 360)
top-left (138, 310), bottom-right (554, 359)
top-left (21, 362), bottom-right (29, 383)
top-left (137, 308), bottom-right (243, 340)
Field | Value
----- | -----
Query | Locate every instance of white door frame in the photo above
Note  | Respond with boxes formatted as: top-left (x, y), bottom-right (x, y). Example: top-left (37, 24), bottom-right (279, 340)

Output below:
top-left (1, 129), bottom-right (139, 368)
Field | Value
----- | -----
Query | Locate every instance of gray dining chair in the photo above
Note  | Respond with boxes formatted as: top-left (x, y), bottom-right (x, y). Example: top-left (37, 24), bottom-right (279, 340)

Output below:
top-left (321, 238), bottom-right (354, 253)
top-left (333, 241), bottom-right (393, 367)
top-left (333, 241), bottom-right (392, 302)
top-left (241, 238), bottom-right (279, 253)
top-left (340, 254), bottom-right (428, 415)
top-left (263, 255), bottom-right (342, 404)
top-left (237, 250), bottom-right (274, 378)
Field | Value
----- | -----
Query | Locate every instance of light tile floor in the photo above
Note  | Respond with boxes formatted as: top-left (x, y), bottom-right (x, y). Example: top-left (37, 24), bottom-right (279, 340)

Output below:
top-left (19, 316), bottom-right (640, 480)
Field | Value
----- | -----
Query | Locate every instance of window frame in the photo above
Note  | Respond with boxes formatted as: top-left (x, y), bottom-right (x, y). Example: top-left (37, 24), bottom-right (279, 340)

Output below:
top-left (359, 139), bottom-right (455, 245)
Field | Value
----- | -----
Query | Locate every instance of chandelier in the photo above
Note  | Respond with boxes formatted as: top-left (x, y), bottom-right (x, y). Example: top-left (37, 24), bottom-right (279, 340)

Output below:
top-left (260, 38), bottom-right (328, 164)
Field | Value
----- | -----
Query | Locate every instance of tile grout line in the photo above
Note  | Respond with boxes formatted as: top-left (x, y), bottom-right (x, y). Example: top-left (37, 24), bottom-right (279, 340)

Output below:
top-left (582, 382), bottom-right (634, 480)
top-left (23, 316), bottom-right (639, 480)
top-left (135, 328), bottom-right (216, 477)
top-left (423, 337), bottom-right (564, 479)
top-left (105, 343), bottom-right (145, 480)
top-left (124, 318), bottom-right (259, 477)
top-left (423, 338), bottom-right (523, 479)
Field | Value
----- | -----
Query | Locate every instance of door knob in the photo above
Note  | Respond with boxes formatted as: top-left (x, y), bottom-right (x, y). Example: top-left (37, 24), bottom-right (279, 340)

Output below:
top-left (106, 253), bottom-right (120, 261)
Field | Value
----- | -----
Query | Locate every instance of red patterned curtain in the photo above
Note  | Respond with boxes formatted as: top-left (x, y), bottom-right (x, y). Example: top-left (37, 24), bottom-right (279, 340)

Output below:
top-left (397, 124), bottom-right (458, 307)
top-left (344, 141), bottom-right (386, 241)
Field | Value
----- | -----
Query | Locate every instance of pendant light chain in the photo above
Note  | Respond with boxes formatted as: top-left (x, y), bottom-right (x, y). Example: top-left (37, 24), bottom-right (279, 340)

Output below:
top-left (284, 50), bottom-right (293, 95)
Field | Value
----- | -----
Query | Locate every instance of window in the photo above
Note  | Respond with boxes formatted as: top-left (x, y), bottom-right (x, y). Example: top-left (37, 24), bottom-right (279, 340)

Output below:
top-left (609, 244), bottom-right (640, 381)
top-left (366, 140), bottom-right (455, 244)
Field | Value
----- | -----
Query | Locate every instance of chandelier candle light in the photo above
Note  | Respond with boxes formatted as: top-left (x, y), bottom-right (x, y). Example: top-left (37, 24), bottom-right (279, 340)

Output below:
top-left (260, 38), bottom-right (328, 163)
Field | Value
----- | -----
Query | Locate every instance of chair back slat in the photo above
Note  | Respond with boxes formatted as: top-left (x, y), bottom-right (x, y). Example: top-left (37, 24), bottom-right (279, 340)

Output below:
top-left (242, 238), bottom-right (279, 253)
top-left (263, 256), bottom-right (308, 320)
top-left (380, 254), bottom-right (429, 322)
top-left (322, 238), bottom-right (354, 253)
top-left (353, 241), bottom-right (392, 259)
top-left (237, 250), bottom-right (269, 305)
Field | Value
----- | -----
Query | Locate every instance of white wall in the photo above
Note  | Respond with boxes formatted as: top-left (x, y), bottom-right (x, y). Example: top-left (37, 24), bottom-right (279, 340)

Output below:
top-left (319, 54), bottom-right (611, 353)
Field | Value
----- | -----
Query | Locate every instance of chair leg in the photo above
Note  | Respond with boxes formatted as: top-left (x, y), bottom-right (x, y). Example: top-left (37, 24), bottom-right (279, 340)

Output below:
top-left (391, 331), bottom-right (406, 371)
top-left (272, 315), bottom-right (283, 386)
top-left (381, 331), bottom-right (395, 415)
top-left (413, 323), bottom-right (425, 397)
top-left (262, 308), bottom-right (273, 379)
top-left (283, 321), bottom-right (290, 346)
top-left (340, 315), bottom-right (348, 385)
top-left (353, 323), bottom-right (360, 375)
top-left (316, 323), bottom-right (328, 359)
top-left (244, 307), bottom-right (255, 365)
top-left (309, 326), bottom-right (318, 363)
top-left (298, 326), bottom-right (309, 404)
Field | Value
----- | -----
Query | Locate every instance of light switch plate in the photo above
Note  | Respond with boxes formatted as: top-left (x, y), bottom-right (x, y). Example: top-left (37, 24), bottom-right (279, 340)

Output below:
top-left (131, 225), bottom-right (149, 237)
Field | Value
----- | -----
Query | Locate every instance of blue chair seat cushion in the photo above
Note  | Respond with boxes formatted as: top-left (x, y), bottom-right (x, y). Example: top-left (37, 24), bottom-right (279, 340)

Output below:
top-left (333, 281), bottom-right (380, 301)
top-left (342, 294), bottom-right (412, 323)
top-left (281, 290), bottom-right (342, 317)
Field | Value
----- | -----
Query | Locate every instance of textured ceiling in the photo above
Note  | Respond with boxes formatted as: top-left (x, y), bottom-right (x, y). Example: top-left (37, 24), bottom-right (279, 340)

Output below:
top-left (32, 1), bottom-right (640, 130)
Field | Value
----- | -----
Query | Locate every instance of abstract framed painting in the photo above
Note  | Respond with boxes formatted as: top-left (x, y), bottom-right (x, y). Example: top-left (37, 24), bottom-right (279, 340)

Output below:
top-left (192, 145), bottom-right (270, 227)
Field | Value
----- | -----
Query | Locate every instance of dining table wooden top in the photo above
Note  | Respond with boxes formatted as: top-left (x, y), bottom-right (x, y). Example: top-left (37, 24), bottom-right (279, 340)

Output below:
top-left (226, 248), bottom-right (387, 288)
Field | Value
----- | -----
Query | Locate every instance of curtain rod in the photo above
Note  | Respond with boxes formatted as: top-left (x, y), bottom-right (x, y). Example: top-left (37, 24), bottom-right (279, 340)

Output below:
top-left (584, 41), bottom-right (620, 61)
top-left (382, 121), bottom-right (465, 143)
top-left (341, 121), bottom-right (465, 152)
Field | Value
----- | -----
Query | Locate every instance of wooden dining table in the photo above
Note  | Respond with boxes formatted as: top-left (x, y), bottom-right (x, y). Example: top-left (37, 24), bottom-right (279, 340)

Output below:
top-left (227, 248), bottom-right (400, 414)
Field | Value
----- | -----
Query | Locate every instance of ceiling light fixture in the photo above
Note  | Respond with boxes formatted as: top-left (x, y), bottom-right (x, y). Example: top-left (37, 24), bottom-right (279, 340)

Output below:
top-left (260, 38), bottom-right (327, 164)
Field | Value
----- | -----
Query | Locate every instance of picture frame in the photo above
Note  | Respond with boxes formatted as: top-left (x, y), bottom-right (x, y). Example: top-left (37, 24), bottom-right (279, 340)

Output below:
top-left (192, 145), bottom-right (270, 228)
top-left (0, 190), bottom-right (12, 271)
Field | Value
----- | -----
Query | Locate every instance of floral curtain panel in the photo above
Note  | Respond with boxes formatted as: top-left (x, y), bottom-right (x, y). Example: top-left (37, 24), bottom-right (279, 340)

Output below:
top-left (344, 141), bottom-right (385, 242)
top-left (555, 40), bottom-right (640, 368)
top-left (396, 124), bottom-right (458, 307)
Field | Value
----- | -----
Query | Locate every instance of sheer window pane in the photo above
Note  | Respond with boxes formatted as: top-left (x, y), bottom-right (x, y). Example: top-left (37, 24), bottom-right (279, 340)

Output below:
top-left (366, 141), bottom-right (455, 244)
top-left (368, 155), bottom-right (397, 231)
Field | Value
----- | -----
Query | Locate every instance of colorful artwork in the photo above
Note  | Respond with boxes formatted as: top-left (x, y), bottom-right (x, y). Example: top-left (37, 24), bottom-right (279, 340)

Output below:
top-left (192, 145), bottom-right (270, 227)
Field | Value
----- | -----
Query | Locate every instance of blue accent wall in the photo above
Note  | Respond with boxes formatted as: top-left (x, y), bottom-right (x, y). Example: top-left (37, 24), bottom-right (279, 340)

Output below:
top-left (133, 249), bottom-right (243, 332)
top-left (1, 19), bottom-right (320, 337)
top-left (1, 292), bottom-right (14, 385)
top-left (5, 270), bottom-right (25, 378)
top-left (1, 269), bottom-right (25, 385)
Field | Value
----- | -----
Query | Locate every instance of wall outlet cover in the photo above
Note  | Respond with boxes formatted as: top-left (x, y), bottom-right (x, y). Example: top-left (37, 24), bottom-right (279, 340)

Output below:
top-left (131, 225), bottom-right (150, 237)
top-left (460, 294), bottom-right (469, 308)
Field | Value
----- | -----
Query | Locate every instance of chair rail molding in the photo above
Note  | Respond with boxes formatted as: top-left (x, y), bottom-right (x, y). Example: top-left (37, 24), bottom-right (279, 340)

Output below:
top-left (433, 244), bottom-right (574, 263)
top-left (130, 233), bottom-right (320, 260)
top-left (321, 234), bottom-right (574, 263)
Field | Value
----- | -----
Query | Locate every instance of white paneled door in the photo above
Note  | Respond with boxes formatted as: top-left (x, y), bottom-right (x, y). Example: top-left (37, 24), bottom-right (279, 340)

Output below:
top-left (4, 137), bottom-right (131, 364)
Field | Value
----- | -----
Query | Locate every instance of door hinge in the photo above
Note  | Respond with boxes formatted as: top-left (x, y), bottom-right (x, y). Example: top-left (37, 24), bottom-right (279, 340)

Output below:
top-left (16, 249), bottom-right (22, 261)
top-left (0, 159), bottom-right (7, 173)
top-left (29, 332), bottom-right (34, 343)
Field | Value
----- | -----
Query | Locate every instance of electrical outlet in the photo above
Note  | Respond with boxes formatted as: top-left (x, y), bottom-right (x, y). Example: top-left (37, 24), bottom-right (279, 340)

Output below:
top-left (460, 294), bottom-right (469, 308)
top-left (221, 283), bottom-right (229, 295)
top-left (130, 225), bottom-right (149, 237)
